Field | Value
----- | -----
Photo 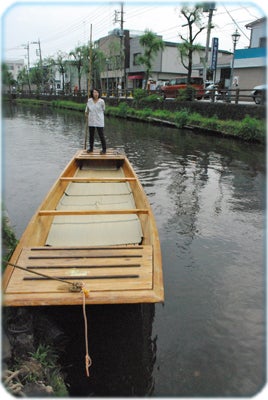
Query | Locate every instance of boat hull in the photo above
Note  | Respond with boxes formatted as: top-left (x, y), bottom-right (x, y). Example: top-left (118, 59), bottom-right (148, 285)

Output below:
top-left (3, 150), bottom-right (164, 306)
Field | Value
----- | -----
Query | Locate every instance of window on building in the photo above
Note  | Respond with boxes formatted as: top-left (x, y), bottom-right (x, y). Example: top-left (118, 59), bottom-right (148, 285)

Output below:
top-left (133, 53), bottom-right (141, 66)
top-left (259, 37), bottom-right (266, 48)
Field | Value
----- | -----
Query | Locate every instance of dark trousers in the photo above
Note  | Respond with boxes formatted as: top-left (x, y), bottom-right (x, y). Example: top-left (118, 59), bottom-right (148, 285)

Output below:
top-left (89, 126), bottom-right (106, 152)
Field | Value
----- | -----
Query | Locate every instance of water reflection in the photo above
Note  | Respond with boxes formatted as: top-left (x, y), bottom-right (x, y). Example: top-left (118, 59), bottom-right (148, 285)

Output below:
top-left (2, 103), bottom-right (266, 396)
top-left (36, 304), bottom-right (156, 397)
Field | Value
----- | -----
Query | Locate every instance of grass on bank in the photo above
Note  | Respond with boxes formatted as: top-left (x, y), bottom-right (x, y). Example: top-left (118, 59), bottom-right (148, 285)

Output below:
top-left (29, 344), bottom-right (68, 396)
top-left (2, 213), bottom-right (18, 270)
top-left (105, 102), bottom-right (265, 142)
top-left (15, 97), bottom-right (266, 143)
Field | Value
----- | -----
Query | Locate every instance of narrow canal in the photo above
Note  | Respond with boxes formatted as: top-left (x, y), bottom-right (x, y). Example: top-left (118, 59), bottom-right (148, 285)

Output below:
top-left (2, 103), bottom-right (266, 397)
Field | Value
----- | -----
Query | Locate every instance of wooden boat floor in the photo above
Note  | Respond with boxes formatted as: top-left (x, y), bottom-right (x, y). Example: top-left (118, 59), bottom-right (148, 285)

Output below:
top-left (5, 245), bottom-right (153, 305)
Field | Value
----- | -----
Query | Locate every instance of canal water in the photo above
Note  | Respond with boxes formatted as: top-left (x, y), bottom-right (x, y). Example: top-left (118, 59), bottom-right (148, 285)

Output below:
top-left (2, 104), bottom-right (266, 397)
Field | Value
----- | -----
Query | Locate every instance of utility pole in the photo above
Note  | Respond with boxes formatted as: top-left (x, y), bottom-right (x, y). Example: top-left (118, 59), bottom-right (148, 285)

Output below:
top-left (22, 42), bottom-right (31, 93)
top-left (31, 38), bottom-right (44, 92)
top-left (114, 2), bottom-right (125, 93)
top-left (202, 3), bottom-right (216, 85)
top-left (120, 3), bottom-right (125, 92)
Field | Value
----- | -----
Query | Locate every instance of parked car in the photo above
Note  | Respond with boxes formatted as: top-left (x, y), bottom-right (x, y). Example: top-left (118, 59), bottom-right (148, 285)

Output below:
top-left (160, 76), bottom-right (204, 99)
top-left (251, 84), bottom-right (266, 104)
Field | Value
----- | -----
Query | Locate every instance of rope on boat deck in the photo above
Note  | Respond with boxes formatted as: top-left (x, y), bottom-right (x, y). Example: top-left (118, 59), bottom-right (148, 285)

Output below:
top-left (4, 260), bottom-right (93, 378)
top-left (81, 284), bottom-right (92, 377)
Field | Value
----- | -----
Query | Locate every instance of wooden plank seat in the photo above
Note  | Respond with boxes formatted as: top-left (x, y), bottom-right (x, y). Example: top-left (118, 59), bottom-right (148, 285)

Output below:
top-left (75, 150), bottom-right (126, 161)
top-left (5, 245), bottom-right (153, 295)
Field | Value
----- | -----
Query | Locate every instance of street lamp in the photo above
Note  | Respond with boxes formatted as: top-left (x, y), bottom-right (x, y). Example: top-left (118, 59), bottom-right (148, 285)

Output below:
top-left (228, 29), bottom-right (241, 102)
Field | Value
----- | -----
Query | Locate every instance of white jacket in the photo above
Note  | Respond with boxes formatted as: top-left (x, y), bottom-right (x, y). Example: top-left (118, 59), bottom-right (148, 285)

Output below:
top-left (85, 98), bottom-right (105, 127)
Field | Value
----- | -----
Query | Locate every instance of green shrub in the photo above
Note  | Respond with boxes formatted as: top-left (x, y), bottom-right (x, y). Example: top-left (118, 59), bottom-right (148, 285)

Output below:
top-left (28, 344), bottom-right (68, 396)
top-left (174, 109), bottom-right (190, 128)
top-left (2, 214), bottom-right (18, 270)
top-left (204, 114), bottom-right (219, 130)
top-left (30, 344), bottom-right (57, 369)
top-left (132, 90), bottom-right (163, 108)
top-left (216, 115), bottom-right (265, 142)
top-left (176, 85), bottom-right (196, 101)
top-left (188, 112), bottom-right (202, 126)
top-left (133, 89), bottom-right (147, 104)
top-left (152, 109), bottom-right (172, 120)
top-left (117, 102), bottom-right (129, 117)
top-left (238, 115), bottom-right (264, 141)
top-left (137, 107), bottom-right (153, 119)
top-left (144, 94), bottom-right (163, 103)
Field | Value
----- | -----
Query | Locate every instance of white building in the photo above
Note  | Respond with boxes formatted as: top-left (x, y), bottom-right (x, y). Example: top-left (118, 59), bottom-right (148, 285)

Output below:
top-left (5, 59), bottom-right (25, 80)
top-left (97, 30), bottom-right (232, 91)
top-left (234, 17), bottom-right (266, 90)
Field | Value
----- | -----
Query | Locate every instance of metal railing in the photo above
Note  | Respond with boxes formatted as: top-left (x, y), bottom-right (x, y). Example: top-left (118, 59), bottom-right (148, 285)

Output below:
top-left (3, 88), bottom-right (263, 105)
top-left (203, 88), bottom-right (257, 104)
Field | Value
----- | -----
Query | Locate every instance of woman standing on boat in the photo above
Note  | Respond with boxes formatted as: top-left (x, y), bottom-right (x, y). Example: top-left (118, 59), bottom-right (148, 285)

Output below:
top-left (85, 88), bottom-right (106, 154)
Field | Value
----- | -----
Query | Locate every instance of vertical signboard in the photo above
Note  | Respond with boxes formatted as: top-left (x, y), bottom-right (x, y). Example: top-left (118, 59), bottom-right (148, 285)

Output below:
top-left (210, 37), bottom-right (219, 71)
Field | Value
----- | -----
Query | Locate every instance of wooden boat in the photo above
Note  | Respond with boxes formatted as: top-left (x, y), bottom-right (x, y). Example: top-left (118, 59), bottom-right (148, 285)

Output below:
top-left (3, 149), bottom-right (164, 306)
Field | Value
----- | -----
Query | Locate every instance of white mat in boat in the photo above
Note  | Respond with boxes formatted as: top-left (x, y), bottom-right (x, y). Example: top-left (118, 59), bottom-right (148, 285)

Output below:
top-left (46, 174), bottom-right (143, 246)
top-left (46, 214), bottom-right (143, 246)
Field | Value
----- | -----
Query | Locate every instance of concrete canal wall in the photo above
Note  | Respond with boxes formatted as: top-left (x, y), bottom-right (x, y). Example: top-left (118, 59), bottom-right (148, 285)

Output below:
top-left (105, 97), bottom-right (266, 122)
top-left (6, 93), bottom-right (266, 122)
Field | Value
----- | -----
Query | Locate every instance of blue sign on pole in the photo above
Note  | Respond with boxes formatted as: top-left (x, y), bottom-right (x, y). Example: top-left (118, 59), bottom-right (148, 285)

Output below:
top-left (210, 37), bottom-right (219, 71)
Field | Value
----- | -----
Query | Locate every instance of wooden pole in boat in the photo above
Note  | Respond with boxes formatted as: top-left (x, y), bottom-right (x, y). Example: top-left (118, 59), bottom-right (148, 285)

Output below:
top-left (84, 24), bottom-right (93, 150)
top-left (88, 24), bottom-right (92, 97)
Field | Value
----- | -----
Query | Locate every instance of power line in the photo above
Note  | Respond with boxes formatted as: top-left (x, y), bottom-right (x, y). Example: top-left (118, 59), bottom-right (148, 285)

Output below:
top-left (222, 5), bottom-right (250, 40)
top-left (40, 7), bottom-right (112, 47)
top-left (4, 3), bottom-right (263, 61)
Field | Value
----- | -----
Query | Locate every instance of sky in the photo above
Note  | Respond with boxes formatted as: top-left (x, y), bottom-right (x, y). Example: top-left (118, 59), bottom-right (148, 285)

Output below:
top-left (0, 0), bottom-right (267, 67)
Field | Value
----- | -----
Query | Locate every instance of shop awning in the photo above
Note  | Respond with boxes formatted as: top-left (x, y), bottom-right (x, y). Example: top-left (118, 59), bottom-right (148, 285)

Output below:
top-left (128, 75), bottom-right (143, 80)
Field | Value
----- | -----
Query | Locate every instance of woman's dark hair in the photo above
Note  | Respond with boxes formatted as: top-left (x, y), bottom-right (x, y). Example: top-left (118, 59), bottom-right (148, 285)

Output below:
top-left (90, 88), bottom-right (101, 98)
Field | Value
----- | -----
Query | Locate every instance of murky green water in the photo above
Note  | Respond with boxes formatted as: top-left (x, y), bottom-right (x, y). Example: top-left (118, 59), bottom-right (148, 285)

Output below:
top-left (2, 103), bottom-right (266, 396)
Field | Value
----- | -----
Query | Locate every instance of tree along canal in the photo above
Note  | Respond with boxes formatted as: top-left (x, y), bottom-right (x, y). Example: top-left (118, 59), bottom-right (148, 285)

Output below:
top-left (2, 104), bottom-right (266, 396)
